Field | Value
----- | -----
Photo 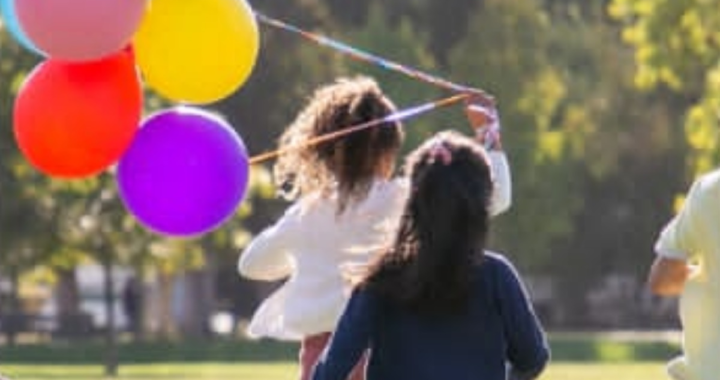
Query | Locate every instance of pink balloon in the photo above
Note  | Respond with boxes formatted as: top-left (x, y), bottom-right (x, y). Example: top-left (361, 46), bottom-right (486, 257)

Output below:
top-left (16, 0), bottom-right (148, 61)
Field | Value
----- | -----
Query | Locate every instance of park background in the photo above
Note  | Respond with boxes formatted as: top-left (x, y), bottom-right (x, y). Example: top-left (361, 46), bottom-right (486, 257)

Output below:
top-left (2, 0), bottom-right (720, 379)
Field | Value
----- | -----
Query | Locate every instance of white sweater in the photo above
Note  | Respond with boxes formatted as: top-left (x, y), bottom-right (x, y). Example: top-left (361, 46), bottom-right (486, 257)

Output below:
top-left (238, 152), bottom-right (511, 340)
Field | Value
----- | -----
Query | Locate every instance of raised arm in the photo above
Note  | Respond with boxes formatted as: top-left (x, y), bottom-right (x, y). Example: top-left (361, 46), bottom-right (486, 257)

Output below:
top-left (464, 96), bottom-right (512, 216)
top-left (487, 151), bottom-right (511, 216)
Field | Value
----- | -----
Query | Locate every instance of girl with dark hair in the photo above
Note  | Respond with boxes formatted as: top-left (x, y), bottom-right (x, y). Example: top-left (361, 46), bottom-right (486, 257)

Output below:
top-left (312, 132), bottom-right (549, 380)
top-left (238, 76), bottom-right (512, 380)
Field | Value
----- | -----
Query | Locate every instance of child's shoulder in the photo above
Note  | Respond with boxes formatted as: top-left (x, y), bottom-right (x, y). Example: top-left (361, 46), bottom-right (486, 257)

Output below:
top-left (357, 178), bottom-right (408, 208)
top-left (480, 250), bottom-right (511, 265)
top-left (476, 251), bottom-right (519, 275)
top-left (372, 177), bottom-right (408, 193)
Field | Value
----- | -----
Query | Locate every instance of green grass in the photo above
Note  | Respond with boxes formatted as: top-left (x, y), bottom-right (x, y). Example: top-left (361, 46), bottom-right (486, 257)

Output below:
top-left (0, 333), bottom-right (680, 379)
top-left (1, 362), bottom-right (667, 380)
top-left (0, 333), bottom-right (681, 363)
top-left (548, 332), bottom-right (679, 362)
top-left (540, 363), bottom-right (667, 379)
top-left (0, 339), bottom-right (298, 363)
top-left (1, 363), bottom-right (296, 380)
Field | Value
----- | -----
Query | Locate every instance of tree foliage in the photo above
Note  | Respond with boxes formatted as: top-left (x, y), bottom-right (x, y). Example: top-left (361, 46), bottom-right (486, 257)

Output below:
top-left (0, 0), bottom-right (696, 328)
top-left (610, 0), bottom-right (720, 174)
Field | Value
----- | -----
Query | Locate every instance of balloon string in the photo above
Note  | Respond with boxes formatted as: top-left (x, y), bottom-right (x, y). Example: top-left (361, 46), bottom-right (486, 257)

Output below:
top-left (254, 12), bottom-right (492, 101)
top-left (249, 93), bottom-right (471, 165)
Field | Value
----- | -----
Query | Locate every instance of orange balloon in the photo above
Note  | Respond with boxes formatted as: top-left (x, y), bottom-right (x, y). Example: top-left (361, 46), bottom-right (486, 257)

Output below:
top-left (14, 49), bottom-right (142, 178)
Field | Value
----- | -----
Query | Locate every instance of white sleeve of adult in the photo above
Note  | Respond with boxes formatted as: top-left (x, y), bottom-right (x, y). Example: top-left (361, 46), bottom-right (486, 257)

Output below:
top-left (654, 176), bottom-right (706, 261)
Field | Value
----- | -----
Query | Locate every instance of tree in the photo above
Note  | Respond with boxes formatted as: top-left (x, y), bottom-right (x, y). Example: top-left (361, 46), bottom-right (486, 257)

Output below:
top-left (449, 0), bottom-right (687, 323)
top-left (1, 16), bottom-right (276, 375)
top-left (343, 3), bottom-right (446, 150)
top-left (0, 29), bottom-right (50, 343)
top-left (609, 0), bottom-right (720, 175)
top-left (449, 0), bottom-right (583, 268)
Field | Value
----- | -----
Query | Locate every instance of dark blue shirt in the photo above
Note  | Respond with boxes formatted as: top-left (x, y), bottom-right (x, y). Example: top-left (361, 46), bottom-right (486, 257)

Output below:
top-left (312, 253), bottom-right (549, 380)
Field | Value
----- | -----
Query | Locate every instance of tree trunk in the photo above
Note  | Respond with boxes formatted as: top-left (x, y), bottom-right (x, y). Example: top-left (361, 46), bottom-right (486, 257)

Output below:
top-left (155, 271), bottom-right (176, 339)
top-left (6, 269), bottom-right (20, 346)
top-left (56, 268), bottom-right (80, 315)
top-left (176, 270), bottom-right (214, 338)
top-left (101, 254), bottom-right (118, 377)
top-left (177, 249), bottom-right (216, 338)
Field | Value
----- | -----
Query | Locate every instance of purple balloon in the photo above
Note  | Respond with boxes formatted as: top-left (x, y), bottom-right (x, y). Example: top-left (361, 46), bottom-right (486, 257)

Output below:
top-left (118, 107), bottom-right (249, 237)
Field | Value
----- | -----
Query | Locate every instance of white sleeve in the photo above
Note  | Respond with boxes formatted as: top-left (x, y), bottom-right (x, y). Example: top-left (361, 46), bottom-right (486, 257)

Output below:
top-left (487, 151), bottom-right (512, 217)
top-left (238, 205), bottom-right (299, 281)
top-left (654, 179), bottom-right (704, 261)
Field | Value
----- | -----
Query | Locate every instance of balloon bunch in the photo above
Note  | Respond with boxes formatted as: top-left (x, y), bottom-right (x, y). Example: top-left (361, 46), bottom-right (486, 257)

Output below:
top-left (2, 0), bottom-right (259, 237)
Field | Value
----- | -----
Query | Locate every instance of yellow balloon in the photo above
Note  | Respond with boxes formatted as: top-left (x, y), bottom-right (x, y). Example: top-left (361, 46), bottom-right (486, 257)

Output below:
top-left (134, 0), bottom-right (259, 104)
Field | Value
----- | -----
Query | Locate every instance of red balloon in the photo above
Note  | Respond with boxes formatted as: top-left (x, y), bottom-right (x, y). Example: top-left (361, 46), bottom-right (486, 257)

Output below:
top-left (14, 49), bottom-right (142, 178)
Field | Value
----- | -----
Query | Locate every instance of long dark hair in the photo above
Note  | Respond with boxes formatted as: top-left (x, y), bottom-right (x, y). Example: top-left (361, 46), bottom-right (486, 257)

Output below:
top-left (362, 131), bottom-right (493, 315)
top-left (274, 76), bottom-right (404, 213)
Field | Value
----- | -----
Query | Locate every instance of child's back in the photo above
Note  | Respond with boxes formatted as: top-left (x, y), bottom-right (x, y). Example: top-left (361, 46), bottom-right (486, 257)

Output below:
top-left (240, 178), bottom-right (406, 339)
top-left (332, 253), bottom-right (547, 380)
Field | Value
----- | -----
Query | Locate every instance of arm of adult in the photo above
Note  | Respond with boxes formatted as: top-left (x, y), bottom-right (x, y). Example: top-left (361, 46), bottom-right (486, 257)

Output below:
top-left (647, 257), bottom-right (692, 296)
top-left (650, 176), bottom-right (705, 296)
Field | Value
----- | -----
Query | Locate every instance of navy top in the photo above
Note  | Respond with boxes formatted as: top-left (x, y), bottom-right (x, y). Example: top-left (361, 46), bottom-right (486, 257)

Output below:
top-left (312, 253), bottom-right (550, 380)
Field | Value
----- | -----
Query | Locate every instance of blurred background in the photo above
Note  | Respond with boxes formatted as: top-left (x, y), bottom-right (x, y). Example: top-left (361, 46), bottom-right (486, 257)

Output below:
top-left (2, 0), bottom-right (719, 378)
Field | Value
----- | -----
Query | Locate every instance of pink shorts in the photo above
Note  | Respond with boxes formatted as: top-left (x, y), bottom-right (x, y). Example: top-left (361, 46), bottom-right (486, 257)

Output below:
top-left (299, 332), bottom-right (367, 380)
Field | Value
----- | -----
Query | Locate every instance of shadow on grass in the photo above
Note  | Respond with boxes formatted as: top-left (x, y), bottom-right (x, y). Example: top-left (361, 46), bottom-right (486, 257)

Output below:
top-left (0, 339), bottom-right (297, 364)
top-left (2, 373), bottom-right (103, 380)
top-left (550, 334), bottom-right (679, 362)
top-left (3, 372), bottom-right (254, 380)
top-left (2, 371), bottom-right (247, 380)
top-left (0, 333), bottom-right (681, 364)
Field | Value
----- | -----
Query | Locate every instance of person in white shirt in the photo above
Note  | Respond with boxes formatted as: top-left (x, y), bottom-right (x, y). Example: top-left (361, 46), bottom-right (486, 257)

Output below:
top-left (649, 170), bottom-right (720, 380)
top-left (238, 76), bottom-right (511, 380)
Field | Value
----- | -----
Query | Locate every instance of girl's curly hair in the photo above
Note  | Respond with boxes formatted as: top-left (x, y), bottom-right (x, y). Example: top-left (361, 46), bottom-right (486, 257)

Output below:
top-left (274, 76), bottom-right (404, 213)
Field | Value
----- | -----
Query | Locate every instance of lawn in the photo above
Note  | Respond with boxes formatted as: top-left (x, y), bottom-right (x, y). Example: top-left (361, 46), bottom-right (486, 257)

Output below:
top-left (1, 362), bottom-right (668, 380)
top-left (0, 333), bottom-right (679, 379)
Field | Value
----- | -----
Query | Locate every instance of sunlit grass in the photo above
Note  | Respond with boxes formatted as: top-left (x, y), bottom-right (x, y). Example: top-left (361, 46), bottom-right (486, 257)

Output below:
top-left (2, 362), bottom-right (667, 380)
top-left (1, 333), bottom-right (680, 379)
top-left (2, 363), bottom-right (296, 380)
top-left (540, 363), bottom-right (667, 379)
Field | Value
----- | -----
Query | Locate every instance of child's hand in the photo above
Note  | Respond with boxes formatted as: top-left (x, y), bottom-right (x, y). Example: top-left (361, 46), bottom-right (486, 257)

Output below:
top-left (463, 88), bottom-right (495, 108)
top-left (463, 92), bottom-right (502, 150)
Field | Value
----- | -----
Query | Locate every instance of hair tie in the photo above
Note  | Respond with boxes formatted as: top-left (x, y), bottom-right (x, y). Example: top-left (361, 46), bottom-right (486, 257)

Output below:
top-left (428, 140), bottom-right (452, 165)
